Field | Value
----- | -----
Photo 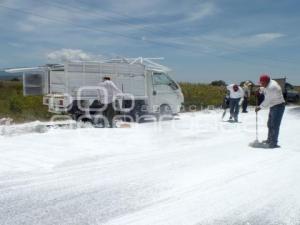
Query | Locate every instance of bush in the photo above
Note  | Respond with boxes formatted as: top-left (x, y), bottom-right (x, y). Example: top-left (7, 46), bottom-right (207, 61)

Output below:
top-left (210, 80), bottom-right (227, 86)
top-left (0, 81), bottom-right (53, 122)
top-left (11, 77), bottom-right (20, 82)
top-left (179, 82), bottom-right (226, 111)
top-left (9, 95), bottom-right (23, 113)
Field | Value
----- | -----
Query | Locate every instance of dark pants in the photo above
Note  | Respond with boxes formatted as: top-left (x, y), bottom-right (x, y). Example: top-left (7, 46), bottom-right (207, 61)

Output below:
top-left (242, 97), bottom-right (248, 112)
top-left (229, 98), bottom-right (240, 121)
top-left (222, 97), bottom-right (230, 109)
top-left (103, 103), bottom-right (116, 128)
top-left (267, 103), bottom-right (285, 146)
top-left (257, 94), bottom-right (265, 106)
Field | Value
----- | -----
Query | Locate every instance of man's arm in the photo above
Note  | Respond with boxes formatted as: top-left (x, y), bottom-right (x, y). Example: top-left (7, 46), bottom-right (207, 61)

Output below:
top-left (109, 81), bottom-right (122, 95)
top-left (226, 84), bottom-right (233, 91)
top-left (256, 86), bottom-right (272, 111)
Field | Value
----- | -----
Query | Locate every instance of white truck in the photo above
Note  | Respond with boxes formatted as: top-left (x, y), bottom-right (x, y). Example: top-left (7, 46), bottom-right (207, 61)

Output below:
top-left (6, 58), bottom-right (184, 123)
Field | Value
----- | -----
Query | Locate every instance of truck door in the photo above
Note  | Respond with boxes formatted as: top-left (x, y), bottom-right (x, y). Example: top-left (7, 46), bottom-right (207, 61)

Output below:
top-left (151, 72), bottom-right (180, 113)
top-left (23, 70), bottom-right (49, 96)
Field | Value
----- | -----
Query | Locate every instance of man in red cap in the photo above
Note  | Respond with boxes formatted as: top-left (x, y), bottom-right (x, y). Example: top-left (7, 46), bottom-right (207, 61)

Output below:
top-left (255, 74), bottom-right (285, 148)
top-left (226, 83), bottom-right (244, 122)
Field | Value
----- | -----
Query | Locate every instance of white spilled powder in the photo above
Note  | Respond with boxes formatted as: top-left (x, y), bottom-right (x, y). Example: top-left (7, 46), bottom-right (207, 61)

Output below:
top-left (0, 106), bottom-right (299, 225)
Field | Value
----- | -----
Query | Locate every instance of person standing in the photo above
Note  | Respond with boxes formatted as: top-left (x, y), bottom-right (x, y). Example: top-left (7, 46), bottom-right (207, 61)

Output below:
top-left (98, 76), bottom-right (122, 128)
top-left (242, 81), bottom-right (251, 113)
top-left (255, 74), bottom-right (285, 148)
top-left (226, 84), bottom-right (244, 122)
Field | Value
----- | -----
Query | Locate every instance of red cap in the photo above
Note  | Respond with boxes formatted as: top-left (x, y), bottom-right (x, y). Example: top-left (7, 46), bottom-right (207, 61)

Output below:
top-left (259, 74), bottom-right (270, 84)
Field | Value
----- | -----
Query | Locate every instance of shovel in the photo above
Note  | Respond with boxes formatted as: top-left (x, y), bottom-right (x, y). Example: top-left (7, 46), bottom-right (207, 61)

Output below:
top-left (249, 110), bottom-right (261, 147)
top-left (249, 96), bottom-right (262, 147)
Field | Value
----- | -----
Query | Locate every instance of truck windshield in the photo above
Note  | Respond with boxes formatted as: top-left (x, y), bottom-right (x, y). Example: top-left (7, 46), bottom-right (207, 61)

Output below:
top-left (285, 83), bottom-right (294, 90)
top-left (153, 72), bottom-right (178, 90)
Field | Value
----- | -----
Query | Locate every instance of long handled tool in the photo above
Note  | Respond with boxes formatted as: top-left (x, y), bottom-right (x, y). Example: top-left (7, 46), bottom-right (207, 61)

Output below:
top-left (249, 96), bottom-right (261, 147)
top-left (222, 108), bottom-right (227, 120)
top-left (255, 110), bottom-right (259, 141)
top-left (221, 95), bottom-right (229, 120)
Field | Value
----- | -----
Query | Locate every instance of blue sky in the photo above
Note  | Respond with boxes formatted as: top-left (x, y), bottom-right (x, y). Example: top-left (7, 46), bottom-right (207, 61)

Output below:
top-left (0, 0), bottom-right (300, 84)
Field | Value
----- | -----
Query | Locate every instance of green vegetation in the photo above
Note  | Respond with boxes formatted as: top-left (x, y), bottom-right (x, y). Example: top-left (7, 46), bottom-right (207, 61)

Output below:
top-left (179, 82), bottom-right (227, 110)
top-left (210, 80), bottom-right (227, 87)
top-left (0, 81), bottom-right (53, 123)
top-left (3, 80), bottom-right (294, 123)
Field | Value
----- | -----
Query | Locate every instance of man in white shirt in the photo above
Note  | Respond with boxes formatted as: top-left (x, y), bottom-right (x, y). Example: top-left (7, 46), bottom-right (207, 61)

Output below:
top-left (226, 84), bottom-right (244, 122)
top-left (255, 74), bottom-right (285, 148)
top-left (98, 76), bottom-right (122, 128)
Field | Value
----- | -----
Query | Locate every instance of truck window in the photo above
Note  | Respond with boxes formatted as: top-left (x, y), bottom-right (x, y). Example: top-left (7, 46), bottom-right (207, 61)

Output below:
top-left (285, 83), bottom-right (294, 90)
top-left (24, 71), bottom-right (48, 96)
top-left (153, 72), bottom-right (178, 90)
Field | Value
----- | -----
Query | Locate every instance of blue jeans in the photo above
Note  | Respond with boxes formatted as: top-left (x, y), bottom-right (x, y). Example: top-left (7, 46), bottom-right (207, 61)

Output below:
top-left (267, 103), bottom-right (285, 146)
top-left (229, 98), bottom-right (240, 121)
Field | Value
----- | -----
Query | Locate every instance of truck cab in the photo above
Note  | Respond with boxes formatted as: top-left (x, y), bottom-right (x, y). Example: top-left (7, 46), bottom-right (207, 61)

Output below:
top-left (148, 71), bottom-right (183, 115)
top-left (285, 83), bottom-right (299, 103)
top-left (273, 78), bottom-right (299, 103)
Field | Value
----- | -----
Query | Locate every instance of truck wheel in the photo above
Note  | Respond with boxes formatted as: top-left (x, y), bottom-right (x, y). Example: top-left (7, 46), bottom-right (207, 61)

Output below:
top-left (76, 117), bottom-right (94, 128)
top-left (294, 95), bottom-right (299, 103)
top-left (158, 104), bottom-right (173, 120)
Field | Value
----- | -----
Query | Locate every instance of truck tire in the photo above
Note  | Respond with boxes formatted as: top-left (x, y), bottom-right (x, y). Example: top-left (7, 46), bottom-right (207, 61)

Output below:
top-left (158, 104), bottom-right (173, 121)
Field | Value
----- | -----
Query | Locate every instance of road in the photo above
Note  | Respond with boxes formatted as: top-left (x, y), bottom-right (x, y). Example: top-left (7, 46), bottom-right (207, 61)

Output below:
top-left (0, 107), bottom-right (300, 225)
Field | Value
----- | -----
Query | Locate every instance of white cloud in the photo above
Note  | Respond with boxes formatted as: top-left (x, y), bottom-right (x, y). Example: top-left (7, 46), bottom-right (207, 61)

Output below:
top-left (1, 0), bottom-right (286, 61)
top-left (17, 22), bottom-right (35, 32)
top-left (109, 0), bottom-right (164, 16)
top-left (205, 32), bottom-right (286, 48)
top-left (253, 33), bottom-right (285, 42)
top-left (148, 32), bottom-right (286, 56)
top-left (47, 49), bottom-right (95, 62)
top-left (8, 42), bottom-right (24, 48)
top-left (185, 2), bottom-right (218, 22)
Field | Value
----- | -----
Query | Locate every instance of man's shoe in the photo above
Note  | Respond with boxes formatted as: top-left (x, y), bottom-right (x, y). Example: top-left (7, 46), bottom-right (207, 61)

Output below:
top-left (262, 143), bottom-right (281, 149)
top-left (268, 144), bottom-right (281, 149)
top-left (262, 140), bottom-right (270, 144)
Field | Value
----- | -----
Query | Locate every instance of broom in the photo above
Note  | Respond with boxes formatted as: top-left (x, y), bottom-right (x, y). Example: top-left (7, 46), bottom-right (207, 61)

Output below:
top-left (249, 95), bottom-right (260, 147)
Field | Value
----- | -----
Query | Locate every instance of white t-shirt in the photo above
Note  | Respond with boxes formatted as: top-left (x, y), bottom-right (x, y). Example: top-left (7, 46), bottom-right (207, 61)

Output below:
top-left (260, 80), bottom-right (285, 108)
top-left (227, 84), bottom-right (244, 99)
top-left (98, 80), bottom-right (122, 104)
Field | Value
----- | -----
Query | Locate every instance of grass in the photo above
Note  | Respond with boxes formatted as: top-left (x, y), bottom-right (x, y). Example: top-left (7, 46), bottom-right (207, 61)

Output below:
top-left (0, 81), bottom-right (53, 123)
